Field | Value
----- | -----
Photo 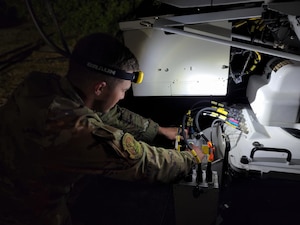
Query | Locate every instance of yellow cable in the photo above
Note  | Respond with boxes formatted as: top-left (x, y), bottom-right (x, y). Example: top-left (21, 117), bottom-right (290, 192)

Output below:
top-left (190, 149), bottom-right (201, 164)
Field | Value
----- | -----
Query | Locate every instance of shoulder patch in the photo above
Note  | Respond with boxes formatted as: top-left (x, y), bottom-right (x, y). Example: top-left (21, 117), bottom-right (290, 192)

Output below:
top-left (122, 133), bottom-right (142, 159)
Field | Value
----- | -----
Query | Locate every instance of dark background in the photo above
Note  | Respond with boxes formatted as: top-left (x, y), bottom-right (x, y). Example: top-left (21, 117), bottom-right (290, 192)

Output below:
top-left (2, 1), bottom-right (300, 225)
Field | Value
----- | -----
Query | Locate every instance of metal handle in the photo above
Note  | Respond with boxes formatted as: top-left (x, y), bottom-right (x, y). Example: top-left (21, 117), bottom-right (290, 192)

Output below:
top-left (250, 147), bottom-right (292, 162)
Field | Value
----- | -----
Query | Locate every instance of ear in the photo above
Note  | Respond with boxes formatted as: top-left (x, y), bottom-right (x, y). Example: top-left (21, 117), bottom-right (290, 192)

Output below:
top-left (94, 81), bottom-right (107, 96)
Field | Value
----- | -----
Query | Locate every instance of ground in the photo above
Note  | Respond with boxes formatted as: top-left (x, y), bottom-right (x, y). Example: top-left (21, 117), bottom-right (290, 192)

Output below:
top-left (0, 22), bottom-right (69, 106)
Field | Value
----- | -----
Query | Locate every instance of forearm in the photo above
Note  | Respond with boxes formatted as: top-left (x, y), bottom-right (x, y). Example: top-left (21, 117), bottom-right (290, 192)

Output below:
top-left (140, 142), bottom-right (196, 182)
top-left (100, 105), bottom-right (159, 142)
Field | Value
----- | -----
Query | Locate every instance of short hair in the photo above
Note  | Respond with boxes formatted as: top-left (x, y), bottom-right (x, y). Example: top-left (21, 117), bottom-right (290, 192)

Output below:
top-left (67, 33), bottom-right (139, 87)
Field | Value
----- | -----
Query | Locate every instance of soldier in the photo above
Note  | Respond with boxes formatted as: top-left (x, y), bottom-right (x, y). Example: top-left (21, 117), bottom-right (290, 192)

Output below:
top-left (0, 32), bottom-right (204, 225)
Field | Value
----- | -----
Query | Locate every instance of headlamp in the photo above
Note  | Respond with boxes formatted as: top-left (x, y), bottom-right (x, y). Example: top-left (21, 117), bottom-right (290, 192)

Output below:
top-left (85, 61), bottom-right (143, 84)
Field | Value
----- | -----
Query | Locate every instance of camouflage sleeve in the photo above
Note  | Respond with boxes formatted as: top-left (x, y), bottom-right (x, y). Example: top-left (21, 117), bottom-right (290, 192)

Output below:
top-left (43, 113), bottom-right (196, 183)
top-left (99, 105), bottom-right (159, 143)
top-left (96, 129), bottom-right (196, 183)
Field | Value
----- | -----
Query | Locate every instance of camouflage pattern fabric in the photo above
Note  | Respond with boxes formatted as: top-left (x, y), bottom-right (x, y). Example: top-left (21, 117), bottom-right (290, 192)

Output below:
top-left (99, 104), bottom-right (159, 143)
top-left (0, 72), bottom-right (197, 225)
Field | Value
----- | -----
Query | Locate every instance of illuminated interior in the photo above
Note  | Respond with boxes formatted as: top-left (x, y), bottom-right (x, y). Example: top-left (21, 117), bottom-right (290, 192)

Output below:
top-left (122, 23), bottom-right (231, 96)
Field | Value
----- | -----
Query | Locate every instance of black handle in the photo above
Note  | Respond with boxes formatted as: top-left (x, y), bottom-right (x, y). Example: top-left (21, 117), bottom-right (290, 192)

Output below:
top-left (250, 147), bottom-right (292, 162)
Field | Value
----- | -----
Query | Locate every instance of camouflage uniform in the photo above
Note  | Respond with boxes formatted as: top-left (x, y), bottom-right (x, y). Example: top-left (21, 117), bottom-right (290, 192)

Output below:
top-left (99, 104), bottom-right (160, 143)
top-left (0, 72), bottom-right (197, 225)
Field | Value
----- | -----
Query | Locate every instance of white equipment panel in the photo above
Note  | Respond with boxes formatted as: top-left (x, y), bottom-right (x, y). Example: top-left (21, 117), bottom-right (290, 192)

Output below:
top-left (121, 23), bottom-right (230, 96)
top-left (225, 106), bottom-right (300, 175)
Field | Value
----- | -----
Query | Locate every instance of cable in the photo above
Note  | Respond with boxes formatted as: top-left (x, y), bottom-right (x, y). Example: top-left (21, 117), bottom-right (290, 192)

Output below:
top-left (25, 0), bottom-right (71, 58)
top-left (0, 41), bottom-right (44, 73)
top-left (181, 113), bottom-right (188, 148)
top-left (194, 107), bottom-right (218, 134)
top-left (210, 119), bottom-right (224, 142)
top-left (44, 0), bottom-right (71, 56)
top-left (229, 49), bottom-right (262, 83)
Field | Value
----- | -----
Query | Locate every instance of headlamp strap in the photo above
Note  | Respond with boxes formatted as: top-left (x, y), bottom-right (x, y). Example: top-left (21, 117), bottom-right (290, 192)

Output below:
top-left (85, 61), bottom-right (143, 83)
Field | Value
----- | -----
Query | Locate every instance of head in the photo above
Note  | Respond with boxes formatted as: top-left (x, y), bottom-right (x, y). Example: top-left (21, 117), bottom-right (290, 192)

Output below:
top-left (66, 33), bottom-right (139, 112)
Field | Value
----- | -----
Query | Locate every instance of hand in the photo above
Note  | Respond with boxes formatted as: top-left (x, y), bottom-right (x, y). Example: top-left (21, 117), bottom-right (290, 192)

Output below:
top-left (158, 126), bottom-right (188, 141)
top-left (189, 144), bottom-right (205, 163)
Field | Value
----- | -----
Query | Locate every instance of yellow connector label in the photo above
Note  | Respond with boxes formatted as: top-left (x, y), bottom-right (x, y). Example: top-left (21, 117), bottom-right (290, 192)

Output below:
top-left (202, 145), bottom-right (209, 155)
top-left (217, 108), bottom-right (228, 116)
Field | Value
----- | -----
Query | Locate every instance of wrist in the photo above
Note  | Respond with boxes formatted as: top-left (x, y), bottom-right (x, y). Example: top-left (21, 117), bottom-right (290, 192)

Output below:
top-left (190, 149), bottom-right (201, 164)
top-left (158, 126), bottom-right (163, 135)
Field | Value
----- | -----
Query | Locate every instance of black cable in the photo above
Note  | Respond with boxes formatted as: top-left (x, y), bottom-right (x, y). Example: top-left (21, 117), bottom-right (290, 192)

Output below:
top-left (182, 106), bottom-right (220, 149)
top-left (189, 99), bottom-right (212, 111)
top-left (194, 107), bottom-right (218, 134)
top-left (181, 107), bottom-right (203, 150)
top-left (0, 41), bottom-right (43, 73)
top-left (220, 135), bottom-right (230, 191)
top-left (181, 113), bottom-right (191, 149)
top-left (25, 0), bottom-right (70, 58)
top-left (0, 43), bottom-right (33, 59)
top-left (44, 0), bottom-right (71, 56)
